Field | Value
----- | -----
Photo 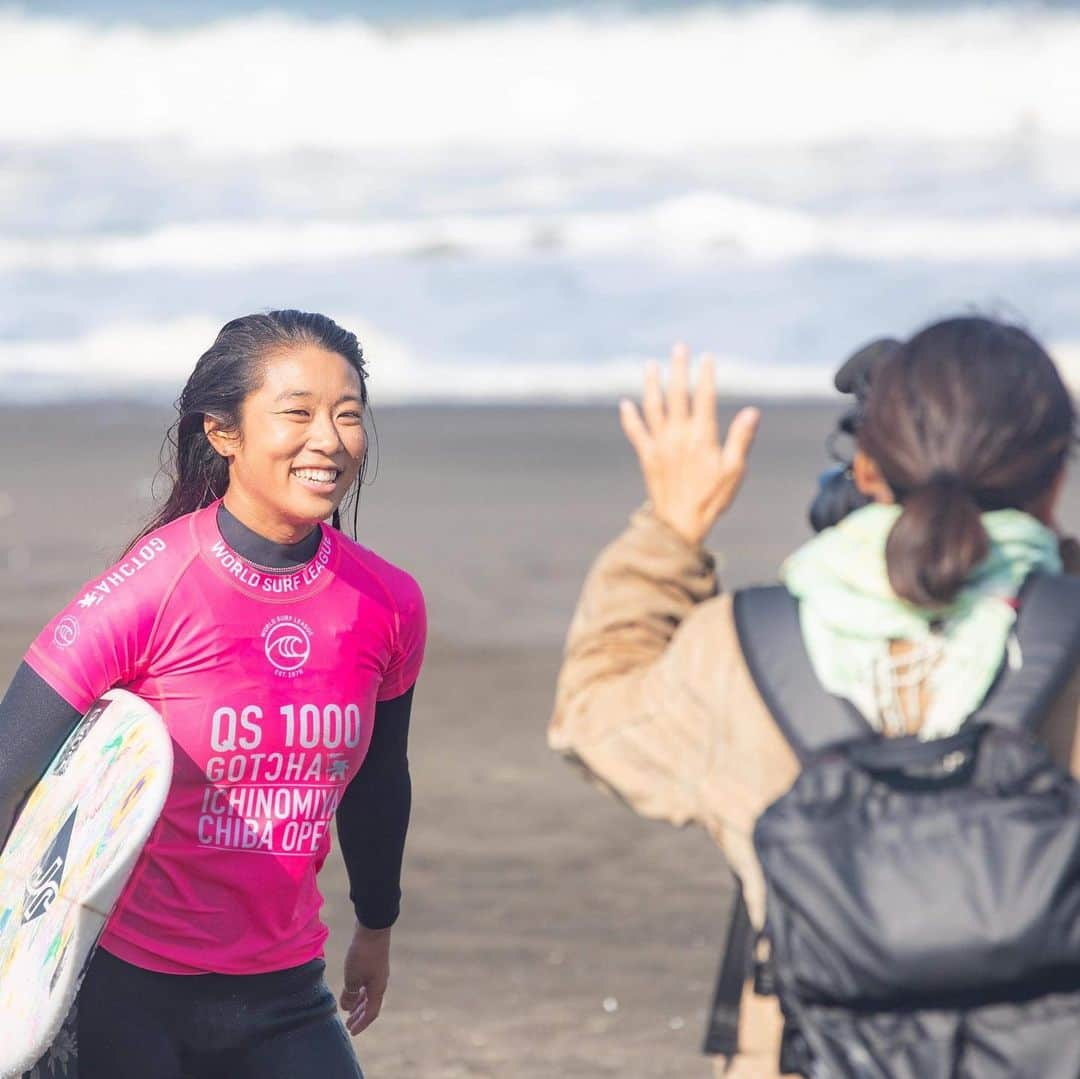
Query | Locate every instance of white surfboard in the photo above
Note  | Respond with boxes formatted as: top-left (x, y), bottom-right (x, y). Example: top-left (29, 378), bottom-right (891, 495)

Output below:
top-left (0, 689), bottom-right (172, 1077)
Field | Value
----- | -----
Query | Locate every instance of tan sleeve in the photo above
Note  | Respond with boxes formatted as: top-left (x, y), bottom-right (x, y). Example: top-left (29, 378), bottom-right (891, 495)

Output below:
top-left (549, 505), bottom-right (732, 827)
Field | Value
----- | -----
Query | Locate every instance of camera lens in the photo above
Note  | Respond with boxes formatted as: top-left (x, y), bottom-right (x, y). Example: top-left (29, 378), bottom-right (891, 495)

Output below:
top-left (808, 465), bottom-right (871, 533)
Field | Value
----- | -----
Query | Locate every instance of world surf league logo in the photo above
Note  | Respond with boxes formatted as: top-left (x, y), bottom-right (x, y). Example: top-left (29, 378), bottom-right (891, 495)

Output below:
top-left (53, 615), bottom-right (79, 649)
top-left (22, 809), bottom-right (77, 925)
top-left (261, 615), bottom-right (313, 678)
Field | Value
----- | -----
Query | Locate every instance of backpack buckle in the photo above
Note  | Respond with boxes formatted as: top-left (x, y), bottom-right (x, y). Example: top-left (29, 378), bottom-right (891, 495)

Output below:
top-left (753, 932), bottom-right (776, 997)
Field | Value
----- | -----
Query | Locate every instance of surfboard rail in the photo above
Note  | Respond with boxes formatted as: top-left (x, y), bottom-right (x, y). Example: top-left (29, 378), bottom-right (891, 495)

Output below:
top-left (0, 689), bottom-right (172, 1077)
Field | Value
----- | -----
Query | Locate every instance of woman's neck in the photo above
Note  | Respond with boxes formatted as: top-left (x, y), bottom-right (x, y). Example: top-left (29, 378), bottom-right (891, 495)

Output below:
top-left (216, 503), bottom-right (321, 570)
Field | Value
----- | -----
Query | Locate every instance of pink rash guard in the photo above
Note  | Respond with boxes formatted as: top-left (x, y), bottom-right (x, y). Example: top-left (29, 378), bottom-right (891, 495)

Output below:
top-left (24, 501), bottom-right (426, 975)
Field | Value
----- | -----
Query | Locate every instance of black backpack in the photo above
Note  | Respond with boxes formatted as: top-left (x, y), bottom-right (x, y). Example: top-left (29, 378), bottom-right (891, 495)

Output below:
top-left (704, 575), bottom-right (1080, 1079)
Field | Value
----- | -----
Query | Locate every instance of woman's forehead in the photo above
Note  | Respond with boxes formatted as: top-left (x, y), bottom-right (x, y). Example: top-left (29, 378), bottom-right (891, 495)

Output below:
top-left (257, 345), bottom-right (362, 398)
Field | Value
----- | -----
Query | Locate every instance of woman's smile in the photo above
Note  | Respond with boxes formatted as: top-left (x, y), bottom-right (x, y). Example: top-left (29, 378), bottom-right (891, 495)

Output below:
top-left (292, 466), bottom-right (344, 494)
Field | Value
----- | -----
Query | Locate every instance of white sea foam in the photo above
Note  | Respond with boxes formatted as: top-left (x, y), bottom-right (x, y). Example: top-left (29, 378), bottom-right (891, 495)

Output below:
top-left (4, 5), bottom-right (1080, 403)
top-left (6, 194), bottom-right (1080, 271)
top-left (0, 315), bottom-right (838, 402)
top-left (1, 5), bottom-right (1078, 153)
top-left (5, 317), bottom-right (1079, 404)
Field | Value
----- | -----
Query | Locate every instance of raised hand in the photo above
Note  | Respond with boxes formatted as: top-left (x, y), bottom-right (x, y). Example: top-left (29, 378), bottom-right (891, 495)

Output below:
top-left (619, 344), bottom-right (760, 547)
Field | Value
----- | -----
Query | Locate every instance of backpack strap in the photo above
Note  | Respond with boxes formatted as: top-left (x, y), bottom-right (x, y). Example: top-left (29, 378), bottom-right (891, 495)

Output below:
top-left (701, 880), bottom-right (755, 1057)
top-left (736, 575), bottom-right (1080, 754)
top-left (969, 573), bottom-right (1080, 734)
top-left (733, 586), bottom-right (871, 764)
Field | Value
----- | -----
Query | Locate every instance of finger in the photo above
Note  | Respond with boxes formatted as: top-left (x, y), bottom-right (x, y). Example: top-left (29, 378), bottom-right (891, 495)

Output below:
top-left (348, 1000), bottom-right (380, 1036)
top-left (619, 399), bottom-right (651, 459)
top-left (339, 986), bottom-right (368, 1010)
top-left (721, 407), bottom-right (761, 471)
top-left (666, 343), bottom-right (690, 422)
top-left (692, 354), bottom-right (717, 440)
top-left (346, 1006), bottom-right (368, 1035)
top-left (641, 361), bottom-right (665, 432)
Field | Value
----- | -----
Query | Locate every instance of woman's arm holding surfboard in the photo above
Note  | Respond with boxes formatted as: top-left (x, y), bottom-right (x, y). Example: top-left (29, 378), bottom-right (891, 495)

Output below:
top-left (0, 663), bottom-right (82, 848)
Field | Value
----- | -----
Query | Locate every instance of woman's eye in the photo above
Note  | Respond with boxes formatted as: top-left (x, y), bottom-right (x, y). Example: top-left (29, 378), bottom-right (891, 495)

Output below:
top-left (283, 409), bottom-right (310, 418)
top-left (338, 411), bottom-right (363, 422)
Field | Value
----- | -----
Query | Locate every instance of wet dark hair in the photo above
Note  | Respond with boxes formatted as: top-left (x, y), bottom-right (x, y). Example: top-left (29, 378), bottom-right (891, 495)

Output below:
top-left (126, 310), bottom-right (369, 553)
top-left (858, 316), bottom-right (1074, 607)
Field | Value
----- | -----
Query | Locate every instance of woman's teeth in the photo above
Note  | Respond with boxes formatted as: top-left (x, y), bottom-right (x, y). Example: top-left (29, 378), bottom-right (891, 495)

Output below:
top-left (293, 469), bottom-right (339, 483)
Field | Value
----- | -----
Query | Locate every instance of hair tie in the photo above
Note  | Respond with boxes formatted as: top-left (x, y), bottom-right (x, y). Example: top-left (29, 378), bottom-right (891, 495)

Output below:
top-left (917, 471), bottom-right (980, 505)
top-left (893, 470), bottom-right (969, 504)
top-left (926, 469), bottom-right (962, 488)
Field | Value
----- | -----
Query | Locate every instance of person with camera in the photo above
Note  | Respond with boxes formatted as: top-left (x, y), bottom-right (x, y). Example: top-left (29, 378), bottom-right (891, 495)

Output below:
top-left (549, 316), bottom-right (1080, 1077)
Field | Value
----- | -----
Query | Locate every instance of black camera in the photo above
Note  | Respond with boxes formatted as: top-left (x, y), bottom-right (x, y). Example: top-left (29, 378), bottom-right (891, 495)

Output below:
top-left (807, 338), bottom-right (900, 533)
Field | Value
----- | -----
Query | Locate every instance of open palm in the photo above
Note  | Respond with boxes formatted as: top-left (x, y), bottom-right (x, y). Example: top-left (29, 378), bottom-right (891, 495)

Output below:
top-left (619, 344), bottom-right (760, 547)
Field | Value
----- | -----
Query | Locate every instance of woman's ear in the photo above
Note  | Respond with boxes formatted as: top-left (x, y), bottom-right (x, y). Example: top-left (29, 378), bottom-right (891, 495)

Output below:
top-left (852, 450), bottom-right (895, 505)
top-left (204, 415), bottom-right (239, 460)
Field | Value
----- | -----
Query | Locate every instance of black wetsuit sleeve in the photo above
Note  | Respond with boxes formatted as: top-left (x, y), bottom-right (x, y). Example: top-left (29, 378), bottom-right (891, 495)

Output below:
top-left (335, 686), bottom-right (414, 930)
top-left (0, 663), bottom-right (83, 849)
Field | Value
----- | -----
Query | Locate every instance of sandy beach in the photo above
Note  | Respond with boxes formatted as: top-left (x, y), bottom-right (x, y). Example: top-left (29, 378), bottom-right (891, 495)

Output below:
top-left (6, 400), bottom-right (1079, 1078)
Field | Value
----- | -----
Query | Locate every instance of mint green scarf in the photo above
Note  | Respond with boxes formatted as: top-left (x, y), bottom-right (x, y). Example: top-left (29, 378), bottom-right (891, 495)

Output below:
top-left (780, 504), bottom-right (1062, 739)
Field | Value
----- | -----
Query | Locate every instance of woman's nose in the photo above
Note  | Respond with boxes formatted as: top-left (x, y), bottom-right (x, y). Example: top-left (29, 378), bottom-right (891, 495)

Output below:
top-left (306, 412), bottom-right (345, 452)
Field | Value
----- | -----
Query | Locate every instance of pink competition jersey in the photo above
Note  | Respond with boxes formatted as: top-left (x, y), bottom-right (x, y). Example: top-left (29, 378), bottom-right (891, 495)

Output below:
top-left (25, 502), bottom-right (425, 975)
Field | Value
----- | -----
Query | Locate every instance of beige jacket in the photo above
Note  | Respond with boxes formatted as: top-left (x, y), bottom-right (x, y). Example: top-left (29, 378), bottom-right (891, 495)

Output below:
top-left (549, 506), bottom-right (1080, 1078)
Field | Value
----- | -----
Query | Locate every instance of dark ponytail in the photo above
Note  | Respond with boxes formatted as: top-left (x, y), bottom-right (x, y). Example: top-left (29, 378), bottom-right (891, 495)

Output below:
top-left (126, 310), bottom-right (368, 554)
top-left (883, 474), bottom-right (989, 606)
top-left (859, 316), bottom-right (1074, 608)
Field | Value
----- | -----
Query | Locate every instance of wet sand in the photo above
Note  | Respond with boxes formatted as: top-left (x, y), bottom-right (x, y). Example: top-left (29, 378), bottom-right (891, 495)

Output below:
top-left (6, 401), bottom-right (1076, 1077)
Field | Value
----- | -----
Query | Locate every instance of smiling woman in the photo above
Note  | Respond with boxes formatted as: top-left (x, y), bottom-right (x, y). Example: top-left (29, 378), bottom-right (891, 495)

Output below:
top-left (129, 311), bottom-right (372, 548)
top-left (0, 310), bottom-right (426, 1079)
top-left (205, 344), bottom-right (367, 544)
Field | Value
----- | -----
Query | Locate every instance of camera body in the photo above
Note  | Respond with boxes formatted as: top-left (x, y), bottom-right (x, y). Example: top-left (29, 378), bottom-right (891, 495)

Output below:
top-left (809, 461), bottom-right (869, 534)
top-left (807, 338), bottom-right (900, 533)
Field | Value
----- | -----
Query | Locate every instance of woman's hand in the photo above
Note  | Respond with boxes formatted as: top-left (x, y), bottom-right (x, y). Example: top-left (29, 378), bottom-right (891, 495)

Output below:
top-left (619, 344), bottom-right (761, 547)
top-left (340, 923), bottom-right (391, 1036)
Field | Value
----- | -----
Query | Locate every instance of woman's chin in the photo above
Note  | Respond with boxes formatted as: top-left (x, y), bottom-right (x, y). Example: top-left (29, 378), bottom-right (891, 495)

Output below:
top-left (274, 494), bottom-right (339, 531)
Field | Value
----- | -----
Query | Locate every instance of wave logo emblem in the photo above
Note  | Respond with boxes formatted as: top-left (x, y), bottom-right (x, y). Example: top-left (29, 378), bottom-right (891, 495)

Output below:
top-left (262, 616), bottom-right (313, 675)
top-left (54, 616), bottom-right (79, 649)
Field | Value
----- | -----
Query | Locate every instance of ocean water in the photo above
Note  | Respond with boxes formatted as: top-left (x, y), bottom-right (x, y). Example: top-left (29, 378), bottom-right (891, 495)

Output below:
top-left (2, 0), bottom-right (1079, 401)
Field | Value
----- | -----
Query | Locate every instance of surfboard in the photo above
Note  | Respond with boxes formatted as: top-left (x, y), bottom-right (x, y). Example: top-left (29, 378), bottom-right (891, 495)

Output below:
top-left (0, 689), bottom-right (172, 1078)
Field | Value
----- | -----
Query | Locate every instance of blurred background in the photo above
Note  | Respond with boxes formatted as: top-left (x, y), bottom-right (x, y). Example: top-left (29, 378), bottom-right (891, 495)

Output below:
top-left (4, 2), bottom-right (1080, 1076)
top-left (3, 0), bottom-right (1080, 401)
